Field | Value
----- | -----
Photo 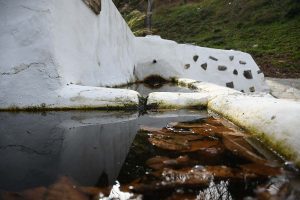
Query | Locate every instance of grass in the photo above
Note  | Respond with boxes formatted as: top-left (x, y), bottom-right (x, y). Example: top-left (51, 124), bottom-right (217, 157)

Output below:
top-left (124, 0), bottom-right (300, 78)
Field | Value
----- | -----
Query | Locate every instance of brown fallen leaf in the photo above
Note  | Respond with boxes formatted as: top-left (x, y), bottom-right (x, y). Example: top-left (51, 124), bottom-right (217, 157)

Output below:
top-left (240, 163), bottom-right (283, 177)
top-left (223, 135), bottom-right (267, 164)
top-left (149, 135), bottom-right (190, 151)
top-left (168, 117), bottom-right (223, 129)
top-left (140, 125), bottom-right (162, 132)
top-left (205, 165), bottom-right (257, 180)
top-left (146, 155), bottom-right (197, 170)
top-left (129, 168), bottom-right (212, 193)
top-left (1, 188), bottom-right (47, 200)
top-left (149, 134), bottom-right (221, 152)
top-left (45, 176), bottom-right (88, 200)
top-left (79, 186), bottom-right (111, 198)
top-left (146, 156), bottom-right (171, 170)
top-left (166, 192), bottom-right (197, 200)
top-left (170, 117), bottom-right (247, 138)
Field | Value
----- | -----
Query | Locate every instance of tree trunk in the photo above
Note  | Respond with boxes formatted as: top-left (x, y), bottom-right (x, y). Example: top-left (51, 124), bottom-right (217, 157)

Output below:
top-left (146, 0), bottom-right (154, 34)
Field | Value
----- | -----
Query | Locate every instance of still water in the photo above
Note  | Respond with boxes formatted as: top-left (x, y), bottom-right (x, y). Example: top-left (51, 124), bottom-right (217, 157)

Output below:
top-left (0, 111), bottom-right (204, 189)
top-left (0, 83), bottom-right (299, 199)
top-left (0, 110), bottom-right (299, 199)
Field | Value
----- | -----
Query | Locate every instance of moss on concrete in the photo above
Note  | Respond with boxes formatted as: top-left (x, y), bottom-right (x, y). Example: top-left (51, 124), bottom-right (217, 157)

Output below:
top-left (0, 103), bottom-right (138, 112)
top-left (208, 106), bottom-right (300, 168)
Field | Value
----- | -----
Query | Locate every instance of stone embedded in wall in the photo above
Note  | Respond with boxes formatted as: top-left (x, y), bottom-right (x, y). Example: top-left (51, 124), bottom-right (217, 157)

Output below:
top-left (226, 82), bottom-right (234, 88)
top-left (243, 70), bottom-right (253, 79)
top-left (201, 63), bottom-right (207, 70)
top-left (82, 0), bottom-right (101, 15)
top-left (209, 56), bottom-right (218, 61)
top-left (184, 64), bottom-right (190, 69)
top-left (249, 86), bottom-right (255, 92)
top-left (233, 69), bottom-right (238, 75)
top-left (239, 60), bottom-right (247, 65)
top-left (193, 55), bottom-right (199, 62)
top-left (229, 56), bottom-right (234, 61)
top-left (218, 65), bottom-right (227, 71)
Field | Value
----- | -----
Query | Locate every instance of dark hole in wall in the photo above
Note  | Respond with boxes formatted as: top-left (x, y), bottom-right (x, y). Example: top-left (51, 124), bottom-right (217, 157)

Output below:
top-left (82, 0), bottom-right (101, 15)
top-left (143, 75), bottom-right (169, 89)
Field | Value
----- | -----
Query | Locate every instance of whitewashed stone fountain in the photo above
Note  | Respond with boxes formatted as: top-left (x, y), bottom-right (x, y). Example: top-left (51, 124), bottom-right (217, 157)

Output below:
top-left (0, 0), bottom-right (300, 165)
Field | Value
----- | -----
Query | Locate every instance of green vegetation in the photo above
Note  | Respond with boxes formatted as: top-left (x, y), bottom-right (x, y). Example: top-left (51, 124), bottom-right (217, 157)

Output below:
top-left (118, 0), bottom-right (300, 77)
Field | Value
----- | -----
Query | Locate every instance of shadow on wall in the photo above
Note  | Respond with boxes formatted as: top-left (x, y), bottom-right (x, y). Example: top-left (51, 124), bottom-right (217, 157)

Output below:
top-left (82, 0), bottom-right (101, 14)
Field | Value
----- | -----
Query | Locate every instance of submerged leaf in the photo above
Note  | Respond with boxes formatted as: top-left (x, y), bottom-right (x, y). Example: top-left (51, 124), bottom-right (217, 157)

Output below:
top-left (146, 155), bottom-right (196, 170)
top-left (240, 163), bottom-right (282, 177)
top-left (223, 135), bottom-right (267, 164)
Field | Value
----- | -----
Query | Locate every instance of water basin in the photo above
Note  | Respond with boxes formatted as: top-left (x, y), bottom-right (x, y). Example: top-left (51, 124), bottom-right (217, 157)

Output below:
top-left (0, 110), bottom-right (299, 199)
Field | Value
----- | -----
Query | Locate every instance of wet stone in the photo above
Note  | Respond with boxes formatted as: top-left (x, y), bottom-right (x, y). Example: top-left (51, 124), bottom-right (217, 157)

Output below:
top-left (233, 69), bottom-right (238, 75)
top-left (226, 82), bottom-right (234, 88)
top-left (193, 55), bottom-right (199, 62)
top-left (239, 60), bottom-right (247, 65)
top-left (201, 63), bottom-right (207, 70)
top-left (218, 65), bottom-right (227, 71)
top-left (243, 70), bottom-right (253, 79)
top-left (184, 64), bottom-right (190, 69)
top-left (209, 56), bottom-right (218, 61)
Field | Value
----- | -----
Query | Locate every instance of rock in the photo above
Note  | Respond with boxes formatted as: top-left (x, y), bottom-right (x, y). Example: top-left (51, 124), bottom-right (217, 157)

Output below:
top-left (193, 55), bottom-right (199, 62)
top-left (243, 70), bottom-right (253, 79)
top-left (239, 60), bottom-right (247, 65)
top-left (249, 86), bottom-right (255, 92)
top-left (209, 56), bottom-right (218, 61)
top-left (226, 82), bottom-right (234, 88)
top-left (184, 64), bottom-right (191, 69)
top-left (201, 63), bottom-right (207, 70)
top-left (218, 65), bottom-right (227, 71)
top-left (233, 69), bottom-right (238, 75)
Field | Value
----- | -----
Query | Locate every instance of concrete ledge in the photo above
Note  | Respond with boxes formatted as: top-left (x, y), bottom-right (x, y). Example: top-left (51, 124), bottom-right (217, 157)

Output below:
top-left (0, 85), bottom-right (140, 111)
top-left (208, 95), bottom-right (300, 166)
top-left (266, 78), bottom-right (300, 101)
top-left (147, 92), bottom-right (208, 109)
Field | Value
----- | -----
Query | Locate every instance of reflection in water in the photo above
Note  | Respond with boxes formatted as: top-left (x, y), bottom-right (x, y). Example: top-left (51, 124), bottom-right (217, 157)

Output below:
top-left (0, 110), bottom-right (205, 191)
top-left (1, 110), bottom-right (300, 200)
top-left (197, 180), bottom-right (232, 200)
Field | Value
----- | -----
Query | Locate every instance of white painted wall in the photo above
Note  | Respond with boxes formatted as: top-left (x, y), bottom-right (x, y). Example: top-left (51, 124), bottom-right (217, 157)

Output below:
top-left (0, 0), bottom-right (137, 109)
top-left (0, 0), bottom-right (269, 109)
top-left (134, 36), bottom-right (269, 93)
top-left (0, 0), bottom-right (61, 107)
